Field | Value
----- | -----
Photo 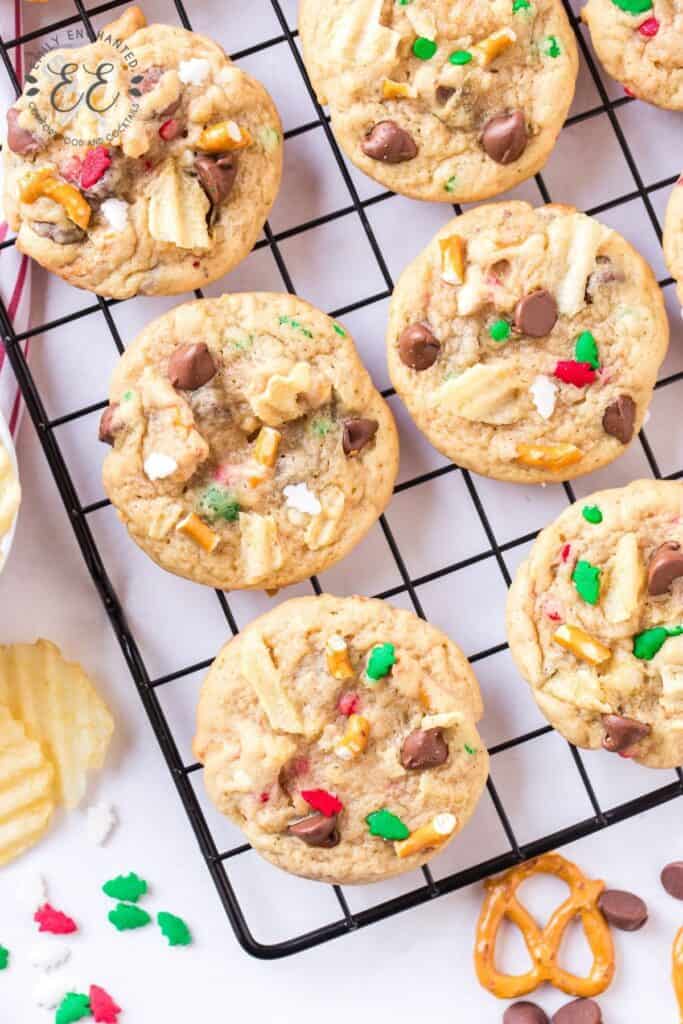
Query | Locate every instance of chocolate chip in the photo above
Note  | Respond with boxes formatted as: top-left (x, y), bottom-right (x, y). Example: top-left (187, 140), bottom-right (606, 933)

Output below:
top-left (195, 154), bottom-right (238, 206)
top-left (514, 290), bottom-right (558, 337)
top-left (342, 418), bottom-right (378, 456)
top-left (481, 111), bottom-right (527, 164)
top-left (398, 323), bottom-right (440, 370)
top-left (139, 65), bottom-right (164, 93)
top-left (6, 107), bottom-right (41, 157)
top-left (551, 999), bottom-right (601, 1024)
top-left (436, 86), bottom-right (456, 105)
top-left (31, 221), bottom-right (85, 245)
top-left (168, 343), bottom-right (216, 391)
top-left (585, 255), bottom-right (624, 302)
top-left (602, 394), bottom-right (635, 445)
top-left (400, 728), bottom-right (448, 770)
top-left (601, 714), bottom-right (651, 754)
top-left (98, 404), bottom-right (119, 446)
top-left (647, 541), bottom-right (683, 596)
top-left (661, 861), bottom-right (683, 900)
top-left (361, 121), bottom-right (418, 163)
top-left (597, 889), bottom-right (648, 930)
top-left (503, 1003), bottom-right (549, 1024)
top-left (288, 813), bottom-right (340, 848)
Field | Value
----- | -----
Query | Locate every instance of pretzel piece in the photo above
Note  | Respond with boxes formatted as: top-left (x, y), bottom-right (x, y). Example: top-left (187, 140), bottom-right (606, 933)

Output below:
top-left (474, 852), bottom-right (615, 1000)
top-left (673, 926), bottom-right (683, 1023)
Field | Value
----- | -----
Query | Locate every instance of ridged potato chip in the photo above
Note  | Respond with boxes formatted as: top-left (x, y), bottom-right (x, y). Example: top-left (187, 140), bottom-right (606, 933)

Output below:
top-left (0, 704), bottom-right (55, 865)
top-left (0, 640), bottom-right (114, 810)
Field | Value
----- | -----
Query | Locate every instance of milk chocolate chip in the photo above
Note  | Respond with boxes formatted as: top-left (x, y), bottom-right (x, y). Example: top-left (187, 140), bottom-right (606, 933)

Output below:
top-left (514, 290), bottom-right (558, 337)
top-left (342, 418), bottom-right (378, 456)
top-left (6, 107), bottom-right (41, 157)
top-left (31, 221), bottom-right (86, 245)
top-left (661, 861), bottom-right (683, 900)
top-left (597, 889), bottom-right (648, 931)
top-left (98, 404), bottom-right (120, 446)
top-left (361, 121), bottom-right (418, 163)
top-left (601, 714), bottom-right (651, 754)
top-left (288, 813), bottom-right (340, 848)
top-left (647, 541), bottom-right (683, 596)
top-left (602, 394), bottom-right (635, 445)
top-left (504, 1003), bottom-right (549, 1024)
top-left (481, 111), bottom-right (527, 164)
top-left (400, 728), bottom-right (448, 770)
top-left (551, 999), bottom-right (601, 1024)
top-left (195, 155), bottom-right (238, 206)
top-left (398, 323), bottom-right (440, 370)
top-left (168, 343), bottom-right (216, 390)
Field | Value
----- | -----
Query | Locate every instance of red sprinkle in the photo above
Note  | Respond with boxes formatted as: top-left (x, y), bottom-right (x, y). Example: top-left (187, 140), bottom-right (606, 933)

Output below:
top-left (547, 611), bottom-right (561, 622)
top-left (338, 691), bottom-right (360, 716)
top-left (34, 903), bottom-right (77, 935)
top-left (554, 360), bottom-right (597, 387)
top-left (192, 260), bottom-right (201, 268)
top-left (90, 985), bottom-right (122, 1024)
top-left (618, 749), bottom-right (636, 759)
top-left (638, 16), bottom-right (659, 35)
top-left (80, 146), bottom-right (112, 189)
top-left (624, 86), bottom-right (636, 98)
top-left (159, 118), bottom-right (181, 141)
top-left (561, 543), bottom-right (572, 563)
top-left (301, 788), bottom-right (343, 817)
top-left (259, 791), bottom-right (270, 803)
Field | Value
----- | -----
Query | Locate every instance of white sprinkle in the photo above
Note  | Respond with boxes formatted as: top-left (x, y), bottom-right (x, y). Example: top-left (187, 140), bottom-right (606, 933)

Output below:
top-left (16, 871), bottom-right (47, 912)
top-left (530, 374), bottom-right (557, 420)
top-left (144, 453), bottom-right (178, 480)
top-left (178, 58), bottom-right (210, 86)
top-left (32, 972), bottom-right (79, 1009)
top-left (85, 802), bottom-right (117, 846)
top-left (100, 198), bottom-right (129, 232)
top-left (433, 812), bottom-right (457, 835)
top-left (29, 941), bottom-right (71, 972)
top-left (283, 483), bottom-right (321, 516)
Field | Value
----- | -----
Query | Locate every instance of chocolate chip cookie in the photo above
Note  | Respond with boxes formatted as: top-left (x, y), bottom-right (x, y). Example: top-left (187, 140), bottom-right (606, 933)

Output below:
top-left (101, 293), bottom-right (398, 591)
top-left (194, 595), bottom-right (488, 884)
top-left (3, 6), bottom-right (282, 298)
top-left (582, 0), bottom-right (683, 108)
top-left (507, 480), bottom-right (683, 768)
top-left (299, 0), bottom-right (578, 203)
top-left (665, 178), bottom-right (683, 305)
top-left (387, 201), bottom-right (668, 483)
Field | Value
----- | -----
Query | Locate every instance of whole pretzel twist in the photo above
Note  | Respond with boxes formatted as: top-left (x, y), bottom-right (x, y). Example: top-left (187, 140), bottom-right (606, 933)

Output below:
top-left (474, 852), bottom-right (615, 999)
top-left (673, 927), bottom-right (683, 1023)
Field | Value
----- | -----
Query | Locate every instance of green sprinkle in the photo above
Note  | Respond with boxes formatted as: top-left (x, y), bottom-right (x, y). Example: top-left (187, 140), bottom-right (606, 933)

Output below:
top-left (108, 902), bottom-right (152, 932)
top-left (158, 911), bottom-right (192, 947)
top-left (333, 323), bottom-right (347, 337)
top-left (56, 994), bottom-right (91, 1024)
top-left (199, 485), bottom-right (240, 523)
top-left (513, 0), bottom-right (532, 9)
top-left (541, 35), bottom-right (561, 57)
top-left (366, 808), bottom-right (410, 841)
top-left (102, 872), bottom-right (148, 903)
top-left (311, 417), bottom-right (333, 437)
top-left (449, 50), bottom-right (473, 65)
top-left (582, 504), bottom-right (603, 525)
top-left (398, 0), bottom-right (414, 5)
top-left (258, 126), bottom-right (281, 152)
top-left (365, 643), bottom-right (396, 682)
top-left (122, 390), bottom-right (134, 401)
top-left (464, 743), bottom-right (478, 755)
top-left (0, 946), bottom-right (8, 971)
top-left (278, 315), bottom-right (313, 339)
top-left (412, 36), bottom-right (437, 60)
top-left (633, 626), bottom-right (683, 661)
top-left (229, 333), bottom-right (253, 351)
top-left (572, 560), bottom-right (602, 605)
top-left (610, 0), bottom-right (652, 11)
top-left (444, 175), bottom-right (458, 193)
top-left (489, 319), bottom-right (511, 342)
top-left (575, 330), bottom-right (600, 369)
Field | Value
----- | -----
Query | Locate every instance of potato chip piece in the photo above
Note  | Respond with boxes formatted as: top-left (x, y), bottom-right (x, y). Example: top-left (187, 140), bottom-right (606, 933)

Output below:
top-left (0, 704), bottom-right (54, 865)
top-left (0, 640), bottom-right (114, 809)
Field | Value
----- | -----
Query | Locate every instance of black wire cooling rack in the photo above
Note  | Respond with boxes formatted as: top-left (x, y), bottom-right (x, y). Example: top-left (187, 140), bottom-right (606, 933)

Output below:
top-left (1, 0), bottom-right (683, 959)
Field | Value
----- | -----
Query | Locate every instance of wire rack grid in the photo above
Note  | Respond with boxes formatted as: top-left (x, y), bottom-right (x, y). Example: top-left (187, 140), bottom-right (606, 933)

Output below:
top-left (1, 0), bottom-right (683, 960)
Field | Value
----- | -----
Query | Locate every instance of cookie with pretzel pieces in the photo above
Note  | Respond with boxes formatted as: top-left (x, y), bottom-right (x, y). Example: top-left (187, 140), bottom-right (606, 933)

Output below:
top-left (299, 0), bottom-right (577, 203)
top-left (194, 595), bottom-right (489, 884)
top-left (664, 177), bottom-right (683, 306)
top-left (3, 6), bottom-right (282, 298)
top-left (387, 201), bottom-right (668, 483)
top-left (508, 479), bottom-right (683, 768)
top-left (582, 0), bottom-right (683, 109)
